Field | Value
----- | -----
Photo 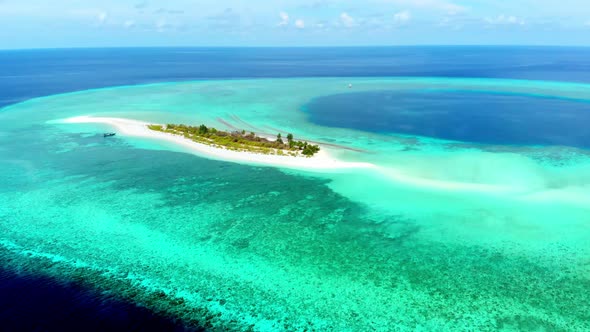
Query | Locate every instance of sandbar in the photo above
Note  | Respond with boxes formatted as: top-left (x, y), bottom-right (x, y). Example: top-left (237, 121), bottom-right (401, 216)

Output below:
top-left (58, 116), bottom-right (374, 171)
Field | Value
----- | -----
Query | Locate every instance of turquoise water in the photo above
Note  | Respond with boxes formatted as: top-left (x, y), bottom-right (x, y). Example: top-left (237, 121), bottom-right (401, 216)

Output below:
top-left (2, 77), bottom-right (590, 331)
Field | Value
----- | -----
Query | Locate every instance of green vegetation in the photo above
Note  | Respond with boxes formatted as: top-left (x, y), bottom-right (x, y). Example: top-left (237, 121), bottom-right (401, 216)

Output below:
top-left (147, 123), bottom-right (320, 157)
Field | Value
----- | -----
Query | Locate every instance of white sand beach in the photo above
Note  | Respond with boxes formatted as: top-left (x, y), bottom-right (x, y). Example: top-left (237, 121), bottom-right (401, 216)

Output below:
top-left (58, 116), bottom-right (374, 171)
top-left (54, 116), bottom-right (532, 195)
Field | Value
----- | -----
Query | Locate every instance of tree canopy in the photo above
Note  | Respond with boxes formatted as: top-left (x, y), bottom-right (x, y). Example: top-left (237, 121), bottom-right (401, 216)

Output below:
top-left (148, 124), bottom-right (321, 157)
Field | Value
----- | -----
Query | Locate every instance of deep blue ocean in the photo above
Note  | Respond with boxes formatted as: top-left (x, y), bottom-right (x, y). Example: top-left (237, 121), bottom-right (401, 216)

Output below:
top-left (2, 46), bottom-right (590, 331)
top-left (3, 46), bottom-right (590, 109)
top-left (304, 90), bottom-right (590, 148)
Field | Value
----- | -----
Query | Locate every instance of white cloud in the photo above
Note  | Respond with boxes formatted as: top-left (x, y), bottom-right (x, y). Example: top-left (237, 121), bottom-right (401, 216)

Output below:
top-left (438, 16), bottom-right (463, 30)
top-left (485, 14), bottom-right (525, 26)
top-left (155, 19), bottom-right (168, 32)
top-left (385, 0), bottom-right (466, 15)
top-left (67, 9), bottom-right (113, 25)
top-left (340, 12), bottom-right (355, 27)
top-left (393, 10), bottom-right (411, 24)
top-left (206, 8), bottom-right (241, 30)
top-left (295, 19), bottom-right (305, 29)
top-left (278, 11), bottom-right (289, 26)
top-left (441, 3), bottom-right (465, 15)
top-left (97, 11), bottom-right (108, 24)
top-left (134, 1), bottom-right (149, 10)
top-left (124, 20), bottom-right (135, 28)
top-left (585, 20), bottom-right (590, 27)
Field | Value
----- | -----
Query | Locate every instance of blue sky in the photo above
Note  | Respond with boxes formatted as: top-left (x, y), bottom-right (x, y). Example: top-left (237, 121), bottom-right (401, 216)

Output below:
top-left (2, 0), bottom-right (590, 49)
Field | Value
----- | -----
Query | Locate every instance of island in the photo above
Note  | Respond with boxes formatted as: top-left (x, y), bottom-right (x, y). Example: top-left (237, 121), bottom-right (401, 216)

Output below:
top-left (57, 116), bottom-right (374, 170)
top-left (147, 123), bottom-right (321, 157)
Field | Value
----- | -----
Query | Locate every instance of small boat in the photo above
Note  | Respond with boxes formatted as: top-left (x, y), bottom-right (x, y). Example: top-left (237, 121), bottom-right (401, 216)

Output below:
top-left (103, 132), bottom-right (116, 137)
top-left (348, 83), bottom-right (353, 88)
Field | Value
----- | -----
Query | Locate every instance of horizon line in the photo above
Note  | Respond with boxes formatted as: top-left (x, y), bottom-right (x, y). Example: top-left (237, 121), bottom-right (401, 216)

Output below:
top-left (2, 44), bottom-right (590, 52)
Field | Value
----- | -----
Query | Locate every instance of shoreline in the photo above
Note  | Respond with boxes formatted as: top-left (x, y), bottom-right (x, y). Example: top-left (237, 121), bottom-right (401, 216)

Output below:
top-left (55, 116), bottom-right (531, 196)
top-left (57, 116), bottom-right (374, 171)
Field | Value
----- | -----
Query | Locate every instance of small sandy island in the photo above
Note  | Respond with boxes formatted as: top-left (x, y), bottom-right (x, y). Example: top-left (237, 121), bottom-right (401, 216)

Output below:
top-left (55, 116), bottom-right (523, 194)
top-left (58, 116), bottom-right (374, 171)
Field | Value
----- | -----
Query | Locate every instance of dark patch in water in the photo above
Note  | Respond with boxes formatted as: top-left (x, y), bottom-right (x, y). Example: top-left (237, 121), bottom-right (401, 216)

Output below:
top-left (0, 269), bottom-right (204, 332)
top-left (304, 90), bottom-right (590, 148)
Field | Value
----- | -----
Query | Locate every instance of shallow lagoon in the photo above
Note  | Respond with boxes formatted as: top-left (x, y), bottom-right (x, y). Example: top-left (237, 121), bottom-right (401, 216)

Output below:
top-left (1, 77), bottom-right (590, 330)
